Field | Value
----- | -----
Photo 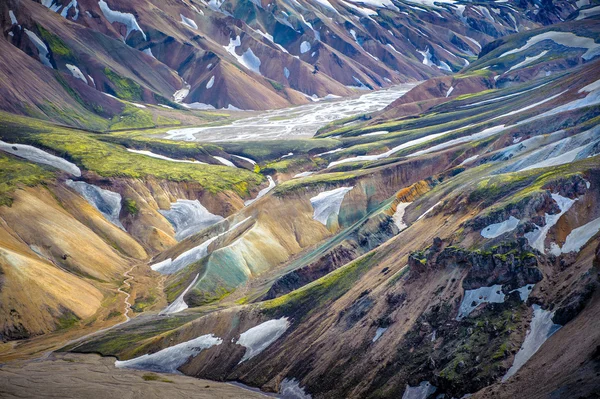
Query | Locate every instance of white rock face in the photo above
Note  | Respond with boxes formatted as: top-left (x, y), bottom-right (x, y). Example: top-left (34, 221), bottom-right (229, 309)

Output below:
top-left (24, 29), bottom-right (53, 68)
top-left (245, 176), bottom-right (276, 206)
top-left (393, 202), bottom-right (412, 230)
top-left (310, 187), bottom-right (353, 225)
top-left (502, 305), bottom-right (561, 381)
top-left (481, 216), bottom-right (520, 238)
top-left (0, 141), bottom-right (81, 176)
top-left (402, 381), bottom-right (437, 399)
top-left (115, 334), bottom-right (222, 373)
top-left (98, 0), bottom-right (146, 40)
top-left (65, 180), bottom-right (125, 230)
top-left (66, 64), bottom-right (88, 84)
top-left (237, 318), bottom-right (290, 363)
top-left (159, 199), bottom-right (224, 241)
top-left (160, 274), bottom-right (199, 314)
top-left (457, 285), bottom-right (505, 320)
top-left (524, 194), bottom-right (576, 253)
top-left (280, 378), bottom-right (312, 399)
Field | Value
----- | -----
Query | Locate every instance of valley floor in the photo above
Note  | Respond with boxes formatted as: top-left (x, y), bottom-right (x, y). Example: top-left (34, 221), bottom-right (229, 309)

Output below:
top-left (0, 353), bottom-right (263, 399)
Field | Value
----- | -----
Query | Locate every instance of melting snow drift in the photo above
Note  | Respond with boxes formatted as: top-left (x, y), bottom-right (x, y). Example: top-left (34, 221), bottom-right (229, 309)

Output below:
top-left (0, 141), bottom-right (81, 176)
top-left (115, 334), bottom-right (222, 373)
top-left (159, 199), bottom-right (224, 241)
top-left (310, 187), bottom-right (353, 225)
top-left (237, 318), bottom-right (290, 363)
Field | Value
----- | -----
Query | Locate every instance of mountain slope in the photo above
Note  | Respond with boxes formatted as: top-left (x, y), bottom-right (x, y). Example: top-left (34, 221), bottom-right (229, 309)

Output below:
top-left (0, 0), bottom-right (589, 123)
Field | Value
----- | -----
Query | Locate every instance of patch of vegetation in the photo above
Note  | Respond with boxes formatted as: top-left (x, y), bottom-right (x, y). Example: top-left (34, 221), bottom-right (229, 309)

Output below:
top-left (0, 113), bottom-right (264, 196)
top-left (268, 80), bottom-right (284, 91)
top-left (110, 105), bottom-right (155, 130)
top-left (56, 310), bottom-right (80, 330)
top-left (0, 154), bottom-right (54, 206)
top-left (142, 374), bottom-right (173, 383)
top-left (37, 25), bottom-right (75, 60)
top-left (123, 198), bottom-right (139, 216)
top-left (103, 68), bottom-right (143, 101)
top-left (263, 253), bottom-right (376, 319)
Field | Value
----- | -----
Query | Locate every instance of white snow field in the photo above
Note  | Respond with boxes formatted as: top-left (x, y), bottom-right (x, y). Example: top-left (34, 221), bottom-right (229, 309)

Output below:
top-left (481, 216), bottom-right (520, 238)
top-left (0, 141), bottom-right (81, 176)
top-left (115, 334), bottom-right (223, 372)
top-left (236, 318), bottom-right (290, 363)
top-left (310, 187), bottom-right (354, 225)
top-left (245, 176), bottom-right (276, 206)
top-left (502, 305), bottom-right (561, 381)
top-left (164, 84), bottom-right (413, 141)
top-left (126, 148), bottom-right (207, 164)
top-left (402, 381), bottom-right (437, 399)
top-left (159, 199), bottom-right (224, 241)
top-left (65, 180), bottom-right (125, 230)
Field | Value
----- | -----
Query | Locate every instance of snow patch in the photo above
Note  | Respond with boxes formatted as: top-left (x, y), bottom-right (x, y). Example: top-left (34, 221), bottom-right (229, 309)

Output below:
top-left (237, 318), bottom-right (290, 363)
top-left (294, 171), bottom-right (314, 178)
top-left (245, 176), bottom-right (276, 206)
top-left (402, 381), bottom-right (437, 399)
top-left (524, 194), bottom-right (576, 253)
top-left (126, 149), bottom-right (206, 164)
top-left (65, 180), bottom-right (124, 229)
top-left (66, 64), bottom-right (88, 84)
top-left (500, 31), bottom-right (600, 61)
top-left (160, 199), bottom-right (224, 241)
top-left (206, 76), bottom-right (215, 89)
top-left (280, 378), bottom-right (312, 399)
top-left (180, 14), bottom-right (198, 30)
top-left (160, 274), bottom-right (199, 314)
top-left (213, 156), bottom-right (236, 167)
top-left (457, 285), bottom-right (505, 320)
top-left (502, 305), bottom-right (561, 381)
top-left (554, 217), bottom-right (600, 254)
top-left (0, 141), bottom-right (80, 176)
top-left (98, 0), bottom-right (146, 41)
top-left (115, 334), bottom-right (222, 372)
top-left (300, 41), bottom-right (311, 54)
top-left (24, 29), bottom-right (53, 68)
top-left (393, 202), bottom-right (411, 230)
top-left (372, 327), bottom-right (387, 342)
top-left (506, 50), bottom-right (548, 73)
top-left (310, 187), bottom-right (353, 225)
top-left (481, 216), bottom-right (520, 238)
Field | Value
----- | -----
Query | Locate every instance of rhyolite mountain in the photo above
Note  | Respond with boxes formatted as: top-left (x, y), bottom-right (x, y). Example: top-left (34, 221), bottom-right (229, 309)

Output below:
top-left (1, 1), bottom-right (600, 399)
top-left (0, 0), bottom-right (589, 121)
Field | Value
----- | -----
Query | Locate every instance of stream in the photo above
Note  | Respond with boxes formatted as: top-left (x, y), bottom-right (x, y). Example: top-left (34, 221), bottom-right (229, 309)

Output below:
top-left (164, 84), bottom-right (415, 142)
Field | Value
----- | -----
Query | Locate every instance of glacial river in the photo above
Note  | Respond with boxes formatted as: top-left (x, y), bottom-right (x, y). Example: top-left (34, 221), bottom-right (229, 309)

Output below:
top-left (164, 84), bottom-right (414, 142)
